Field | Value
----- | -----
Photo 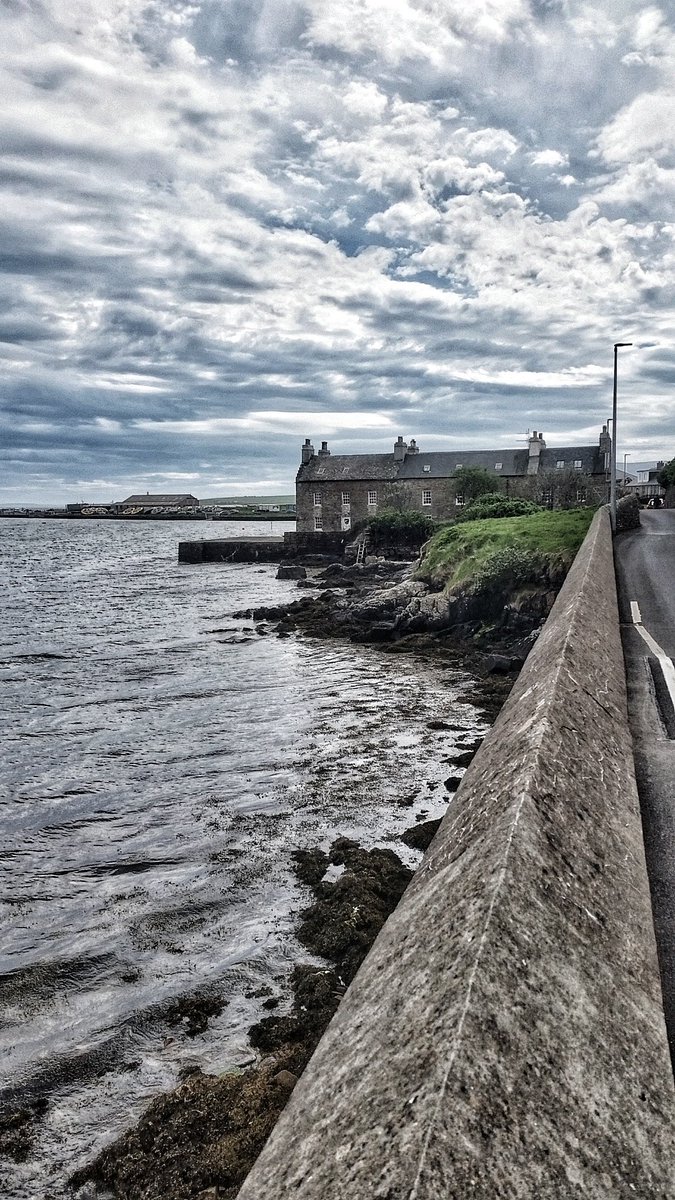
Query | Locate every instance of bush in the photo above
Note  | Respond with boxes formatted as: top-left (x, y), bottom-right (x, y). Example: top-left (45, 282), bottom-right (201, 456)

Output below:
top-left (470, 545), bottom-right (544, 595)
top-left (455, 493), bottom-right (544, 523)
top-left (367, 507), bottom-right (436, 549)
top-left (616, 493), bottom-right (641, 532)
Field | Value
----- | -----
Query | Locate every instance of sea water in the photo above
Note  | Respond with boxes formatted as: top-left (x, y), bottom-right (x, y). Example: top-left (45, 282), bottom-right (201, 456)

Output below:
top-left (0, 518), bottom-right (486, 1197)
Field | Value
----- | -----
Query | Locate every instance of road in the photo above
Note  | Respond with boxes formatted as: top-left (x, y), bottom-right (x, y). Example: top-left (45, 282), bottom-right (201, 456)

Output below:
top-left (614, 508), bottom-right (675, 1073)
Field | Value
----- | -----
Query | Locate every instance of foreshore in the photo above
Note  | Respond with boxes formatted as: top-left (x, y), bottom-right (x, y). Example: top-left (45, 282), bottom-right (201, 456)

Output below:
top-left (63, 558), bottom-right (532, 1200)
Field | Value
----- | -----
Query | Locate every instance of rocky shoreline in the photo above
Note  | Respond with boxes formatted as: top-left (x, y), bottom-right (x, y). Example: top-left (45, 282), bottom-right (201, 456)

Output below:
top-left (243, 553), bottom-right (552, 675)
top-left (8, 555), bottom-right (543, 1199)
top-left (68, 752), bottom-right (491, 1200)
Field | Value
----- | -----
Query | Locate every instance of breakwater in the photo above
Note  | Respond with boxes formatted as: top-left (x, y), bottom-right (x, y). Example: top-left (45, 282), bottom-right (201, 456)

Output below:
top-left (238, 506), bottom-right (675, 1198)
top-left (178, 531), bottom-right (347, 562)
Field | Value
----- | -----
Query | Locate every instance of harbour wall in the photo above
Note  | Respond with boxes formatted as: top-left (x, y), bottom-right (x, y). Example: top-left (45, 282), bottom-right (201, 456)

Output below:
top-left (237, 506), bottom-right (675, 1198)
top-left (178, 531), bottom-right (346, 563)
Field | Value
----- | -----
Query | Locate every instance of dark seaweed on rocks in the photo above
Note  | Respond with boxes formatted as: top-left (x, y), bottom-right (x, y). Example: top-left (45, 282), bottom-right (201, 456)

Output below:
top-left (0, 1098), bottom-right (47, 1164)
top-left (71, 839), bottom-right (413, 1200)
top-left (401, 818), bottom-right (442, 852)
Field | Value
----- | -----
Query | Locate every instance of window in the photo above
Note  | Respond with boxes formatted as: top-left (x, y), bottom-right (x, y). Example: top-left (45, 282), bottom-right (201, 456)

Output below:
top-left (573, 459), bottom-right (582, 469)
top-left (576, 490), bottom-right (586, 503)
top-left (313, 492), bottom-right (321, 506)
top-left (455, 493), bottom-right (465, 507)
top-left (423, 464), bottom-right (431, 473)
top-left (367, 490), bottom-right (377, 506)
top-left (341, 491), bottom-right (350, 506)
top-left (455, 463), bottom-right (463, 470)
top-left (495, 461), bottom-right (503, 470)
top-left (542, 490), bottom-right (552, 505)
top-left (556, 460), bottom-right (565, 469)
top-left (422, 489), bottom-right (432, 506)
top-left (314, 515), bottom-right (323, 530)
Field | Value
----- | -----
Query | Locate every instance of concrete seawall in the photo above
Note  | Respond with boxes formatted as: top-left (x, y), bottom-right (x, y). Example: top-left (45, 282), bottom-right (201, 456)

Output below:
top-left (238, 507), bottom-right (675, 1198)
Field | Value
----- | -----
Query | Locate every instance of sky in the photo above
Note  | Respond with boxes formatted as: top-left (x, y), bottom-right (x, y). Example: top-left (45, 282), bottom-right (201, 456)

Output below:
top-left (1, 0), bottom-right (674, 504)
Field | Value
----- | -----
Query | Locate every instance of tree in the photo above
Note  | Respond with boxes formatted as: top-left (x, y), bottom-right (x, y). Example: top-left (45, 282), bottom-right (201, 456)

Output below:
top-left (657, 458), bottom-right (675, 489)
top-left (452, 466), bottom-right (498, 502)
top-left (534, 469), bottom-right (594, 509)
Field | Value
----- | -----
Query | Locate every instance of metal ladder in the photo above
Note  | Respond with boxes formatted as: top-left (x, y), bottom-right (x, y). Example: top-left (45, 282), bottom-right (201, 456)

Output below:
top-left (355, 534), bottom-right (368, 566)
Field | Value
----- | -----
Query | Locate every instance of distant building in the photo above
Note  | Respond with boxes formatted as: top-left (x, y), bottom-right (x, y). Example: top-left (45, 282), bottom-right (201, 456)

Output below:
top-left (118, 493), bottom-right (199, 509)
top-left (625, 463), bottom-right (666, 502)
top-left (295, 429), bottom-right (612, 533)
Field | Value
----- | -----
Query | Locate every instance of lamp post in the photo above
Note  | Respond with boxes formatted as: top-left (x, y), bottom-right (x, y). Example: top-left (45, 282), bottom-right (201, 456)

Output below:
top-left (623, 452), bottom-right (630, 490)
top-left (610, 342), bottom-right (632, 530)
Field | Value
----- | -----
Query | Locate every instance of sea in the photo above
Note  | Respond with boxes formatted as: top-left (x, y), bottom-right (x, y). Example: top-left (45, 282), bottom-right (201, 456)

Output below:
top-left (0, 518), bottom-right (487, 1198)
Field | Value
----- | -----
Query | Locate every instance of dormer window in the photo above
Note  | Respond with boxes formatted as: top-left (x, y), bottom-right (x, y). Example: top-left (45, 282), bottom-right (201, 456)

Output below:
top-left (495, 462), bottom-right (503, 470)
top-left (455, 463), bottom-right (463, 470)
top-left (423, 464), bottom-right (431, 472)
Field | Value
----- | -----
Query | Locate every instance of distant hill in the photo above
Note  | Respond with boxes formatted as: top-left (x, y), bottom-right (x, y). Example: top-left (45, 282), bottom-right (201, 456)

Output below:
top-left (200, 494), bottom-right (295, 506)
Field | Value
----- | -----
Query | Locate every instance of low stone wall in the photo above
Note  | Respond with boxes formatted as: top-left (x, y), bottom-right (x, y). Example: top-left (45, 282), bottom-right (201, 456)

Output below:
top-left (238, 506), bottom-right (675, 1198)
top-left (283, 530), bottom-right (347, 557)
top-left (178, 531), bottom-right (347, 563)
top-left (178, 538), bottom-right (288, 563)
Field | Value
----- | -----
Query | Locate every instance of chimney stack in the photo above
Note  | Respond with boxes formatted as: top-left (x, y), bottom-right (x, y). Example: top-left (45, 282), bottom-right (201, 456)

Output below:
top-left (527, 430), bottom-right (546, 475)
top-left (318, 440), bottom-right (330, 457)
top-left (599, 424), bottom-right (612, 470)
top-left (407, 438), bottom-right (419, 455)
top-left (393, 436), bottom-right (408, 462)
top-left (301, 438), bottom-right (315, 466)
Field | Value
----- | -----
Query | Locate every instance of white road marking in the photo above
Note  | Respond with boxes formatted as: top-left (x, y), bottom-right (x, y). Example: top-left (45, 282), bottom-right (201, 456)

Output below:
top-left (631, 600), bottom-right (675, 712)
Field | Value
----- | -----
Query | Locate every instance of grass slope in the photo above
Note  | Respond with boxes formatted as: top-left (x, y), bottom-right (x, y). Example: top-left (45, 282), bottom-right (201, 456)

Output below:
top-left (416, 508), bottom-right (596, 592)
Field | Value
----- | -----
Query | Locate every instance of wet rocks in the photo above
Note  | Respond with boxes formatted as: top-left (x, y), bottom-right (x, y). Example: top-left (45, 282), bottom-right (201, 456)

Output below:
top-left (275, 564), bottom-right (306, 580)
top-left (72, 836), bottom-right (414, 1200)
top-left (401, 818), bottom-right (442, 852)
top-left (0, 1098), bottom-right (47, 1163)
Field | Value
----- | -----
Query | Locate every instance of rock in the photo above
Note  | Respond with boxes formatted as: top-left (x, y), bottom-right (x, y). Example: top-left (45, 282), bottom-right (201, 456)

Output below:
top-left (273, 1070), bottom-right (298, 1090)
top-left (352, 621), bottom-right (398, 643)
top-left (486, 653), bottom-right (519, 674)
top-left (452, 748), bottom-right (477, 769)
top-left (277, 564), bottom-right (307, 580)
top-left (401, 818), bottom-right (442, 851)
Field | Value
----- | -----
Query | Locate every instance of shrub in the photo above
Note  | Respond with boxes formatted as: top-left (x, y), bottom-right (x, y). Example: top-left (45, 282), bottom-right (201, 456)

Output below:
top-left (470, 545), bottom-right (544, 595)
top-left (616, 493), bottom-right (641, 532)
top-left (367, 507), bottom-right (435, 549)
top-left (455, 493), bottom-right (544, 523)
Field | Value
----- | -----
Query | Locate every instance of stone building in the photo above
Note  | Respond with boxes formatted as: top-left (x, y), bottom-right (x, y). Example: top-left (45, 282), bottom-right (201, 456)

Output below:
top-left (118, 492), bottom-right (199, 510)
top-left (295, 429), bottom-right (611, 533)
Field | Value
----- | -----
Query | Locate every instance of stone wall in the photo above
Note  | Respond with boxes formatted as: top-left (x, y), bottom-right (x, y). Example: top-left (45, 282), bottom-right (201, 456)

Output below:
top-left (237, 506), bottom-right (675, 1198)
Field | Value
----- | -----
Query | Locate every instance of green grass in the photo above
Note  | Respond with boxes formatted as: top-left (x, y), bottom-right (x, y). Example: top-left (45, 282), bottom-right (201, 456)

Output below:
top-left (416, 507), bottom-right (596, 592)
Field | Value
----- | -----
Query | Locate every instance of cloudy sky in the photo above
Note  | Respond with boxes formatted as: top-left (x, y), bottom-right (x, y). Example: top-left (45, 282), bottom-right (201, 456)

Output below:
top-left (1, 0), bottom-right (674, 503)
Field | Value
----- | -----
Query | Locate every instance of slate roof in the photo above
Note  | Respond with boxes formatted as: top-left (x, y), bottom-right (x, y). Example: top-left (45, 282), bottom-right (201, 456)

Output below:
top-left (297, 445), bottom-right (605, 482)
top-left (297, 455), bottom-right (400, 483)
top-left (119, 493), bottom-right (199, 506)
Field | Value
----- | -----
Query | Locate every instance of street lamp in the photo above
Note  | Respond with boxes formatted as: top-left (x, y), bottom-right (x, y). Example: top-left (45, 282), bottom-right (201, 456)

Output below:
top-left (610, 342), bottom-right (632, 530)
top-left (623, 452), bottom-right (630, 489)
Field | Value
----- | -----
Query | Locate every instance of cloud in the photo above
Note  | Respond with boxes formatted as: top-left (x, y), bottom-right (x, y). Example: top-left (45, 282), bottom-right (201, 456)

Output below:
top-left (0, 0), bottom-right (674, 503)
